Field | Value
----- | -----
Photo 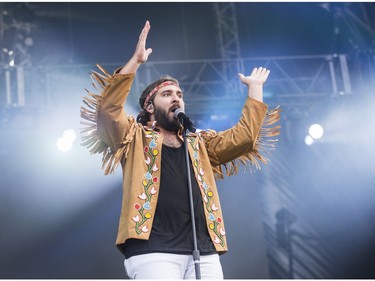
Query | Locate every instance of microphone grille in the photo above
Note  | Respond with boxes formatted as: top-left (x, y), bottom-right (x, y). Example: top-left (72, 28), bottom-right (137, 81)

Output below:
top-left (173, 108), bottom-right (185, 118)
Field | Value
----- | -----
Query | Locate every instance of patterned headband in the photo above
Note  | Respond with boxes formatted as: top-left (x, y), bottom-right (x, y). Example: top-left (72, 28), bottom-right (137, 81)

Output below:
top-left (143, 81), bottom-right (179, 109)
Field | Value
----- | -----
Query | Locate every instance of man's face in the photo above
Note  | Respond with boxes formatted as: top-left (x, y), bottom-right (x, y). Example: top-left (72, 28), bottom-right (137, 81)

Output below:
top-left (152, 85), bottom-right (184, 133)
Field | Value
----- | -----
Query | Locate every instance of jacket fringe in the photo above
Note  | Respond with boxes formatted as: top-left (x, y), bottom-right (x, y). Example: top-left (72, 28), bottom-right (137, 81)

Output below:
top-left (204, 106), bottom-right (281, 179)
top-left (80, 64), bottom-right (136, 175)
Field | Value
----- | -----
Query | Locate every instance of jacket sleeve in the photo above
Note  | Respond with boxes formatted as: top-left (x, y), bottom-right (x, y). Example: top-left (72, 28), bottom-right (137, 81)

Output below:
top-left (201, 97), bottom-right (281, 178)
top-left (80, 65), bottom-right (137, 175)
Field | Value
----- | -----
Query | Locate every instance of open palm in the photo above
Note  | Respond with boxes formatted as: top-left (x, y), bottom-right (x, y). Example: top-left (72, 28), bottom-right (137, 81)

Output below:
top-left (238, 67), bottom-right (270, 86)
top-left (133, 21), bottom-right (153, 64)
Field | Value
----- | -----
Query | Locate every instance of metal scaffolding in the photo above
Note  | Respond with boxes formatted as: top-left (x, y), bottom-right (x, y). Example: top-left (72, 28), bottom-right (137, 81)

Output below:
top-left (213, 2), bottom-right (244, 97)
top-left (1, 2), bottom-right (374, 126)
top-left (0, 54), bottom-right (352, 115)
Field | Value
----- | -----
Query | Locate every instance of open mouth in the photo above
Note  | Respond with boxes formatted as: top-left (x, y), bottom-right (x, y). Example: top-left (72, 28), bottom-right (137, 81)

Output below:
top-left (170, 106), bottom-right (179, 113)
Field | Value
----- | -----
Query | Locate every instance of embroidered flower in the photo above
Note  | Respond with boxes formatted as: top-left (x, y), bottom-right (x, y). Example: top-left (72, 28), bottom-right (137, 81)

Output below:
top-left (145, 157), bottom-right (151, 165)
top-left (152, 163), bottom-right (158, 172)
top-left (197, 174), bottom-right (202, 182)
top-left (208, 213), bottom-right (215, 221)
top-left (150, 186), bottom-right (157, 195)
top-left (138, 193), bottom-right (147, 200)
top-left (194, 151), bottom-right (198, 159)
top-left (211, 203), bottom-right (219, 211)
top-left (213, 236), bottom-right (221, 244)
top-left (220, 227), bottom-right (226, 236)
top-left (134, 132), bottom-right (160, 235)
top-left (149, 139), bottom-right (157, 148)
top-left (143, 201), bottom-right (151, 210)
top-left (187, 136), bottom-right (225, 248)
top-left (132, 215), bottom-right (140, 222)
top-left (203, 182), bottom-right (209, 190)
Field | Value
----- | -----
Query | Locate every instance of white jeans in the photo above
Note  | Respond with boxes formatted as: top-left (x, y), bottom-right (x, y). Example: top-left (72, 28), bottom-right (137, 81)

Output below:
top-left (124, 253), bottom-right (223, 279)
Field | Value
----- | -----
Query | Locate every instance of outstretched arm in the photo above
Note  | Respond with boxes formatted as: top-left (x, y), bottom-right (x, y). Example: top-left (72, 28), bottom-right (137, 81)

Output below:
top-left (238, 67), bottom-right (270, 103)
top-left (203, 67), bottom-right (272, 169)
top-left (81, 21), bottom-right (156, 175)
top-left (119, 21), bottom-right (153, 74)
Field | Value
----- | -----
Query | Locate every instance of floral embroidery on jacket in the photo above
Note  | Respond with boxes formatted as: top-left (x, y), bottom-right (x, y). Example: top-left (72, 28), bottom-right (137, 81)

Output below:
top-left (188, 137), bottom-right (226, 247)
top-left (132, 130), bottom-right (159, 235)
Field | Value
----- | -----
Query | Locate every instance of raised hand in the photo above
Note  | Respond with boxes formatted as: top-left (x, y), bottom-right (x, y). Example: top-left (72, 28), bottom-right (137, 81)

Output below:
top-left (238, 67), bottom-right (270, 102)
top-left (119, 21), bottom-right (153, 74)
top-left (238, 67), bottom-right (270, 87)
top-left (133, 20), bottom-right (153, 64)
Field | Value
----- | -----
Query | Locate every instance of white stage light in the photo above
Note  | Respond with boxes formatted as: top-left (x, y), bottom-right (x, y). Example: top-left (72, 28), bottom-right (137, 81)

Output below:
top-left (56, 137), bottom-right (73, 152)
top-left (308, 124), bottom-right (324, 140)
top-left (305, 135), bottom-right (314, 146)
top-left (62, 129), bottom-right (77, 143)
top-left (56, 129), bottom-right (77, 152)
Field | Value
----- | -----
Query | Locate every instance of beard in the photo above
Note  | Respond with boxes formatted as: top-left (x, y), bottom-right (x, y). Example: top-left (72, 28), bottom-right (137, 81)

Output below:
top-left (154, 105), bottom-right (180, 133)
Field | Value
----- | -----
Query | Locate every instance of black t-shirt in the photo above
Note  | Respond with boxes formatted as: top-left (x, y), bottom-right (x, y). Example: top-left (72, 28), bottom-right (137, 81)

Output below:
top-left (119, 144), bottom-right (216, 258)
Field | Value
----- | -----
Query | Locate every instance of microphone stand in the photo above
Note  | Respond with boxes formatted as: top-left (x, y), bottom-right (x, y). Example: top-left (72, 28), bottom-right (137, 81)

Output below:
top-left (180, 120), bottom-right (201, 279)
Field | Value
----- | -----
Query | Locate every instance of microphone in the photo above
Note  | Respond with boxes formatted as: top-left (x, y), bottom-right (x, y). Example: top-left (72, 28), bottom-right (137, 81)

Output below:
top-left (174, 108), bottom-right (196, 133)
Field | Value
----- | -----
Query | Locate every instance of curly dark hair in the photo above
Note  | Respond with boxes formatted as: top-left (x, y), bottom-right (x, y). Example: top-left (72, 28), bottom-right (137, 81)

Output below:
top-left (136, 75), bottom-right (179, 125)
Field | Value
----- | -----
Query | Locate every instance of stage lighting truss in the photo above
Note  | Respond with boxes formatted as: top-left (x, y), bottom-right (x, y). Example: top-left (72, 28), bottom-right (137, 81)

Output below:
top-left (0, 54), bottom-right (354, 126)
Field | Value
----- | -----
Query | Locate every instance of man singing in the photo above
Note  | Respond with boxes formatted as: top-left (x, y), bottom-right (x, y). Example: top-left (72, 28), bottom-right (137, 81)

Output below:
top-left (81, 21), bottom-right (280, 279)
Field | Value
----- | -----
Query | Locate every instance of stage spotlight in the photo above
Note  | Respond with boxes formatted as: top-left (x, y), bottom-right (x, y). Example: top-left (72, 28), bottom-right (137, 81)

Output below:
top-left (62, 129), bottom-right (77, 143)
top-left (308, 124), bottom-right (324, 140)
top-left (56, 137), bottom-right (73, 152)
top-left (305, 135), bottom-right (314, 146)
top-left (56, 129), bottom-right (77, 152)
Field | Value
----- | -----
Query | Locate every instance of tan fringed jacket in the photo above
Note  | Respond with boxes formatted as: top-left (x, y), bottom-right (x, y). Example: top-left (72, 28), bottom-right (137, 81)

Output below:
top-left (80, 66), bottom-right (280, 254)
